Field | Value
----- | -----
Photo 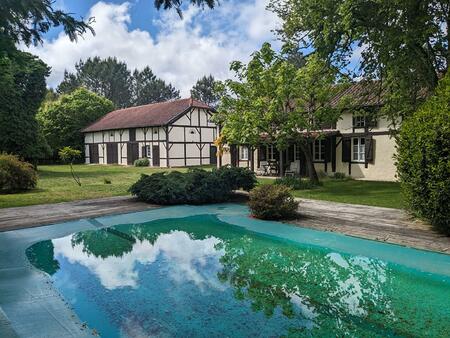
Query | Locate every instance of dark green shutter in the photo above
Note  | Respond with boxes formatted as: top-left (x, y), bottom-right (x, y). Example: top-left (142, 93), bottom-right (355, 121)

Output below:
top-left (365, 138), bottom-right (375, 162)
top-left (324, 138), bottom-right (332, 162)
top-left (342, 138), bottom-right (351, 162)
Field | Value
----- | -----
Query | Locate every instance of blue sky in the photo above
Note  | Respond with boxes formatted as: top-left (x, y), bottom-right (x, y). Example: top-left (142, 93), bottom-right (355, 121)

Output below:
top-left (27, 0), bottom-right (281, 96)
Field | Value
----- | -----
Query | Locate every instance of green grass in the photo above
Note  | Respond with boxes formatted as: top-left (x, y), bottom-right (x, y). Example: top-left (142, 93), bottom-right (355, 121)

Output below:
top-left (0, 165), bottom-right (403, 209)
top-left (258, 177), bottom-right (404, 209)
top-left (0, 164), bottom-right (205, 208)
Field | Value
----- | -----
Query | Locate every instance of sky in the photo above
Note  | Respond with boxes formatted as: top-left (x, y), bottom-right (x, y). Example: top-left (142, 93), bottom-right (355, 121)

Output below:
top-left (24, 0), bottom-right (282, 97)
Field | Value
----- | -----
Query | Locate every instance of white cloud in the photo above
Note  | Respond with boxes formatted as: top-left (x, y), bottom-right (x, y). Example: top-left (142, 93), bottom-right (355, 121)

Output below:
top-left (53, 230), bottom-right (225, 290)
top-left (24, 0), bottom-right (280, 97)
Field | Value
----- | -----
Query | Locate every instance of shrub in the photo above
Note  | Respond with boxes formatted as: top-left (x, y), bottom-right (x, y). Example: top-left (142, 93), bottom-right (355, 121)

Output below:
top-left (0, 154), bottom-right (37, 193)
top-left (134, 158), bottom-right (150, 167)
top-left (129, 167), bottom-right (256, 205)
top-left (274, 176), bottom-right (320, 190)
top-left (248, 184), bottom-right (299, 220)
top-left (396, 73), bottom-right (450, 234)
top-left (330, 172), bottom-right (348, 180)
top-left (214, 166), bottom-right (257, 191)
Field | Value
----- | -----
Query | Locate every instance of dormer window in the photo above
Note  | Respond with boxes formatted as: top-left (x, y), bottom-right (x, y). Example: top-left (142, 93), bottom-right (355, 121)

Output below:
top-left (353, 115), bottom-right (365, 128)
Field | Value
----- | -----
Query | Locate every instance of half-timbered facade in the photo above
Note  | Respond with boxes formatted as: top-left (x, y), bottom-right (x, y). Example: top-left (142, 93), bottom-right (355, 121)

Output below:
top-left (82, 98), bottom-right (218, 167)
top-left (220, 82), bottom-right (398, 181)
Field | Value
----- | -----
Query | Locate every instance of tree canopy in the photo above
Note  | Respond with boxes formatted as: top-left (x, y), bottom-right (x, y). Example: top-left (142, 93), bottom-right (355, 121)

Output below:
top-left (132, 67), bottom-right (180, 106)
top-left (271, 0), bottom-right (449, 119)
top-left (190, 75), bottom-right (221, 107)
top-left (215, 43), bottom-right (344, 181)
top-left (37, 88), bottom-right (114, 154)
top-left (0, 39), bottom-right (50, 160)
top-left (57, 57), bottom-right (180, 108)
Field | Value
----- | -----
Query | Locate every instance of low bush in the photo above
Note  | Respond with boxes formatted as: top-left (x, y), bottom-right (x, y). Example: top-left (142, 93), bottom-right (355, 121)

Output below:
top-left (330, 172), bottom-right (348, 180)
top-left (0, 154), bottom-right (37, 193)
top-left (129, 166), bottom-right (256, 205)
top-left (248, 184), bottom-right (299, 220)
top-left (134, 158), bottom-right (150, 167)
top-left (274, 176), bottom-right (320, 190)
top-left (396, 73), bottom-right (450, 234)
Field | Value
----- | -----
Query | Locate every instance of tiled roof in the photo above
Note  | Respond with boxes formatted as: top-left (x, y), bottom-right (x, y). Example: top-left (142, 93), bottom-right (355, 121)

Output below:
top-left (82, 98), bottom-right (212, 132)
top-left (330, 81), bottom-right (384, 108)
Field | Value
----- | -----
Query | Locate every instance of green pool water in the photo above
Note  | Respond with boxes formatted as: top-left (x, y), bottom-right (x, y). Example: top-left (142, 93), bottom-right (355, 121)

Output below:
top-left (26, 212), bottom-right (450, 337)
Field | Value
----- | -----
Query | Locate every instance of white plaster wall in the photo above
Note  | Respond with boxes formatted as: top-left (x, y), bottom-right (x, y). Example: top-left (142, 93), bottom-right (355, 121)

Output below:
top-left (85, 144), bottom-right (90, 164)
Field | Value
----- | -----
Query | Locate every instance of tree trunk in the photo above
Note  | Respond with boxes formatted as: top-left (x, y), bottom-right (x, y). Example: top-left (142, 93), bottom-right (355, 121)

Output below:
top-left (299, 142), bottom-right (319, 183)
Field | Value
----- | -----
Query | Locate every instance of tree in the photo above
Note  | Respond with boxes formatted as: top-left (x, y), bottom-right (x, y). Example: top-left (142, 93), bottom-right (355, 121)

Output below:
top-left (215, 43), bottom-right (343, 182)
top-left (396, 73), bottom-right (450, 234)
top-left (37, 88), bottom-right (114, 154)
top-left (57, 57), bottom-right (133, 108)
top-left (0, 0), bottom-right (93, 46)
top-left (154, 0), bottom-right (216, 17)
top-left (0, 38), bottom-right (50, 160)
top-left (0, 0), bottom-right (218, 46)
top-left (132, 67), bottom-right (180, 106)
top-left (59, 146), bottom-right (82, 186)
top-left (271, 0), bottom-right (449, 121)
top-left (190, 75), bottom-right (220, 107)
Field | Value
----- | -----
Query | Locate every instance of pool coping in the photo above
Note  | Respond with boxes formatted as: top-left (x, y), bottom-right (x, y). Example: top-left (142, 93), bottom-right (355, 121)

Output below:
top-left (1, 195), bottom-right (448, 255)
top-left (1, 203), bottom-right (449, 337)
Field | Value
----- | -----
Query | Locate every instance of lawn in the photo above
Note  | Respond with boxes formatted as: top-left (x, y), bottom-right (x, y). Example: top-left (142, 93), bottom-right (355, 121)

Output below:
top-left (258, 177), bottom-right (404, 209)
top-left (0, 164), bottom-right (403, 209)
top-left (0, 164), bottom-right (197, 208)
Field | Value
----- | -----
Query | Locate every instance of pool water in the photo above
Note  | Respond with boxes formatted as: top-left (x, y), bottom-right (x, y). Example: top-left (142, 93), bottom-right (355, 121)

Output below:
top-left (26, 213), bottom-right (450, 337)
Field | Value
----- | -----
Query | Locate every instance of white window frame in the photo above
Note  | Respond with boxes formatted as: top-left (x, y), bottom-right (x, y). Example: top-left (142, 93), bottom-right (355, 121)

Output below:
top-left (240, 146), bottom-right (249, 160)
top-left (353, 115), bottom-right (365, 128)
top-left (267, 145), bottom-right (276, 160)
top-left (352, 137), bottom-right (365, 162)
top-left (313, 139), bottom-right (325, 161)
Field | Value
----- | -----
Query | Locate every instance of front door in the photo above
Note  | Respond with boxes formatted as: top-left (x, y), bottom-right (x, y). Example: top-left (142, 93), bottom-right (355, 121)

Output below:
top-left (210, 145), bottom-right (217, 165)
top-left (106, 143), bottom-right (118, 164)
top-left (230, 145), bottom-right (238, 167)
top-left (127, 143), bottom-right (139, 165)
top-left (152, 145), bottom-right (160, 167)
top-left (89, 144), bottom-right (99, 164)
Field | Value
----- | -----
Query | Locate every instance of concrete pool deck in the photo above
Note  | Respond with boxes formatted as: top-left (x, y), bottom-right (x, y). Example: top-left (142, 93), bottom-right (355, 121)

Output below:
top-left (0, 195), bottom-right (448, 254)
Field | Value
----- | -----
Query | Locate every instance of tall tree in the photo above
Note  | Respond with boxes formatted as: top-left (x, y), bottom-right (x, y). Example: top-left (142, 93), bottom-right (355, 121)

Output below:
top-left (57, 57), bottom-right (133, 108)
top-left (37, 88), bottom-right (114, 154)
top-left (271, 0), bottom-right (449, 120)
top-left (190, 75), bottom-right (220, 107)
top-left (132, 67), bottom-right (180, 106)
top-left (215, 43), bottom-right (344, 182)
top-left (0, 38), bottom-right (50, 160)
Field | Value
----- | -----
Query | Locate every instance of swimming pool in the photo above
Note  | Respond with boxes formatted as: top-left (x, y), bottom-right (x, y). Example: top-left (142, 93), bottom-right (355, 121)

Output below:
top-left (4, 204), bottom-right (450, 337)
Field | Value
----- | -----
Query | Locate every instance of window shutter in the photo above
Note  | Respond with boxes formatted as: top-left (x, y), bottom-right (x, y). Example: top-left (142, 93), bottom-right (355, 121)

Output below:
top-left (324, 139), bottom-right (332, 162)
top-left (365, 138), bottom-right (375, 162)
top-left (368, 117), bottom-right (378, 128)
top-left (342, 138), bottom-right (351, 162)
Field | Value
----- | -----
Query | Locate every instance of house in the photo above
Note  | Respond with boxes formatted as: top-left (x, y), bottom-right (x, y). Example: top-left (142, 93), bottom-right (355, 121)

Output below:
top-left (219, 82), bottom-right (398, 181)
top-left (82, 98), bottom-right (218, 167)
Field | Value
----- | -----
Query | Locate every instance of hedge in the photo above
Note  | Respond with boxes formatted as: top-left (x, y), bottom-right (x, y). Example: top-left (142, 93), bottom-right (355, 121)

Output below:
top-left (396, 73), bottom-right (450, 234)
top-left (129, 166), bottom-right (256, 205)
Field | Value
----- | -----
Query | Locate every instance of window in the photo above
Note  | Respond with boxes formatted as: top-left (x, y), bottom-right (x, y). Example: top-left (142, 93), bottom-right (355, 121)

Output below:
top-left (314, 139), bottom-right (325, 161)
top-left (240, 146), bottom-right (249, 160)
top-left (294, 144), bottom-right (301, 161)
top-left (145, 145), bottom-right (151, 158)
top-left (353, 115), bottom-right (365, 128)
top-left (352, 137), bottom-right (365, 162)
top-left (268, 145), bottom-right (276, 160)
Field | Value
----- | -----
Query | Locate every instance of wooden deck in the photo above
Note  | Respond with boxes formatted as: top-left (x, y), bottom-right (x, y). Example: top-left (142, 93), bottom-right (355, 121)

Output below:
top-left (0, 195), bottom-right (448, 254)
